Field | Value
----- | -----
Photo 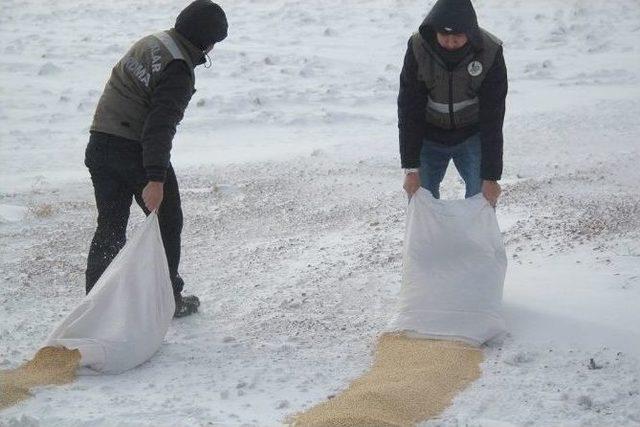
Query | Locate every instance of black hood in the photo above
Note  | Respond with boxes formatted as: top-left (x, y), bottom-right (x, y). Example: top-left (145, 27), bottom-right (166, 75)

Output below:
top-left (175, 0), bottom-right (228, 51)
top-left (419, 0), bottom-right (482, 48)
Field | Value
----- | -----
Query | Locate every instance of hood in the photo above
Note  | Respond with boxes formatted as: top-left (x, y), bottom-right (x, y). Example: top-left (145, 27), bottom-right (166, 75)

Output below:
top-left (419, 0), bottom-right (482, 49)
top-left (168, 28), bottom-right (208, 66)
top-left (175, 0), bottom-right (228, 51)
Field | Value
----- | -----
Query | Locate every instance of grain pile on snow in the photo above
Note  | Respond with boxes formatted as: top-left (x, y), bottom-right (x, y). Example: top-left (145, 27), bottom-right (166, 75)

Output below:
top-left (0, 347), bottom-right (80, 410)
top-left (290, 333), bottom-right (483, 426)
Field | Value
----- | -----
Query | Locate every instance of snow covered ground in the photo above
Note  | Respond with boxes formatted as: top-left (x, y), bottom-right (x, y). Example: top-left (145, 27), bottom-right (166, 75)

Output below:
top-left (2, 0), bottom-right (640, 425)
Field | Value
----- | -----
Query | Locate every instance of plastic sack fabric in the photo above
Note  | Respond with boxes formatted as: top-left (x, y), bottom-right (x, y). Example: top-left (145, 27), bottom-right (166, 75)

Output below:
top-left (390, 188), bottom-right (507, 346)
top-left (45, 213), bottom-right (175, 374)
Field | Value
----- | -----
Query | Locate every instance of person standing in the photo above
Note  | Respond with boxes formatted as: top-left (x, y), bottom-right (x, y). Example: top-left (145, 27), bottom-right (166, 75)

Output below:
top-left (85, 0), bottom-right (228, 317)
top-left (398, 0), bottom-right (507, 205)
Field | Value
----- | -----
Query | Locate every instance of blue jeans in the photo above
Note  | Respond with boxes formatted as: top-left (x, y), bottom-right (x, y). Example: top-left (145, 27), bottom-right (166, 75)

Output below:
top-left (419, 133), bottom-right (482, 199)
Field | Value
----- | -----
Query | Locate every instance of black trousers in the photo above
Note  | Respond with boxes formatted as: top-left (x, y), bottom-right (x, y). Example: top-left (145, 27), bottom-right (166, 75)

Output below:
top-left (84, 132), bottom-right (184, 296)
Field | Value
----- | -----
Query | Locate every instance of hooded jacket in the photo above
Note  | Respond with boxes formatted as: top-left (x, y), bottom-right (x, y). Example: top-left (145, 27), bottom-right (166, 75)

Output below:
top-left (90, 0), bottom-right (227, 182)
top-left (398, 0), bottom-right (508, 181)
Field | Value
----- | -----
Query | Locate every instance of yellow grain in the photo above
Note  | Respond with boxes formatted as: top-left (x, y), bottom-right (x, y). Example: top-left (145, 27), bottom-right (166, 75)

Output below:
top-left (289, 333), bottom-right (483, 427)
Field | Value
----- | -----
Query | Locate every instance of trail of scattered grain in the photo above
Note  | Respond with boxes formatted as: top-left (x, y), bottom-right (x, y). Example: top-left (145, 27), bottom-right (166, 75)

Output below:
top-left (0, 346), bottom-right (80, 410)
top-left (290, 333), bottom-right (483, 427)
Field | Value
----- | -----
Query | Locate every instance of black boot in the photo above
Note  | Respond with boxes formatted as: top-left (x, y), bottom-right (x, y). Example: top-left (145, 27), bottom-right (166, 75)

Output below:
top-left (174, 294), bottom-right (200, 318)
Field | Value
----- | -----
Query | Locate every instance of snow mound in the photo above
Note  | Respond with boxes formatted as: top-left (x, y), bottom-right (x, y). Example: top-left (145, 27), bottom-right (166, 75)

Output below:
top-left (0, 204), bottom-right (28, 223)
top-left (37, 62), bottom-right (62, 76)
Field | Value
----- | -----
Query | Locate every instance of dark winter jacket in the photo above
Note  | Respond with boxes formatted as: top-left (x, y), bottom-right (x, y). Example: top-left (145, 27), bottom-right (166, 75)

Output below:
top-left (398, 0), bottom-right (508, 180)
top-left (90, 0), bottom-right (227, 182)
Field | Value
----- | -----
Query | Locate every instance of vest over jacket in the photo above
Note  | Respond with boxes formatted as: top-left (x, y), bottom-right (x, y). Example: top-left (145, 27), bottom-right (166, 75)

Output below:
top-left (91, 29), bottom-right (201, 141)
top-left (411, 28), bottom-right (502, 131)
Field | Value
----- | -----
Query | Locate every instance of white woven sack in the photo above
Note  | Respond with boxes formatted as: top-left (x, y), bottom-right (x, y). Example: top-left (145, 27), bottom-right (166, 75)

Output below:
top-left (45, 212), bottom-right (175, 373)
top-left (390, 188), bottom-right (507, 346)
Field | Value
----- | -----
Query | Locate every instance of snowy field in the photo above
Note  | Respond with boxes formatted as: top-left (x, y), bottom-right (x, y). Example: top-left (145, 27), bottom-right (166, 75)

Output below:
top-left (2, 0), bottom-right (640, 425)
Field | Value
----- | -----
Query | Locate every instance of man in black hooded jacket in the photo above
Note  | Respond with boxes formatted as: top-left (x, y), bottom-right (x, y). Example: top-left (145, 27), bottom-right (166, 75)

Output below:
top-left (84, 0), bottom-right (228, 317)
top-left (398, 0), bottom-right (507, 206)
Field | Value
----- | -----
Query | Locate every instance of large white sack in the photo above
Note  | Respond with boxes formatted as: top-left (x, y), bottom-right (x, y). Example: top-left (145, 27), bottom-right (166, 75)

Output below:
top-left (45, 212), bottom-right (175, 374)
top-left (390, 188), bottom-right (507, 346)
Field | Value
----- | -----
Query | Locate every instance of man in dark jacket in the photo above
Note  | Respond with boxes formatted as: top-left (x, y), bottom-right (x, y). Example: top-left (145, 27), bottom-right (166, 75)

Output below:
top-left (85, 0), bottom-right (228, 317)
top-left (398, 0), bottom-right (507, 206)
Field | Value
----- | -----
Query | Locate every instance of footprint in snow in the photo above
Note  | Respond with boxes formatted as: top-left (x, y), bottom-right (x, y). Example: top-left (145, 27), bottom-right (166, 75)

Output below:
top-left (38, 62), bottom-right (62, 76)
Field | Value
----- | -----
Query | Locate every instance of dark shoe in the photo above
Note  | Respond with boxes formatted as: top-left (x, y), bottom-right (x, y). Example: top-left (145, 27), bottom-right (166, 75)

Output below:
top-left (174, 294), bottom-right (200, 318)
